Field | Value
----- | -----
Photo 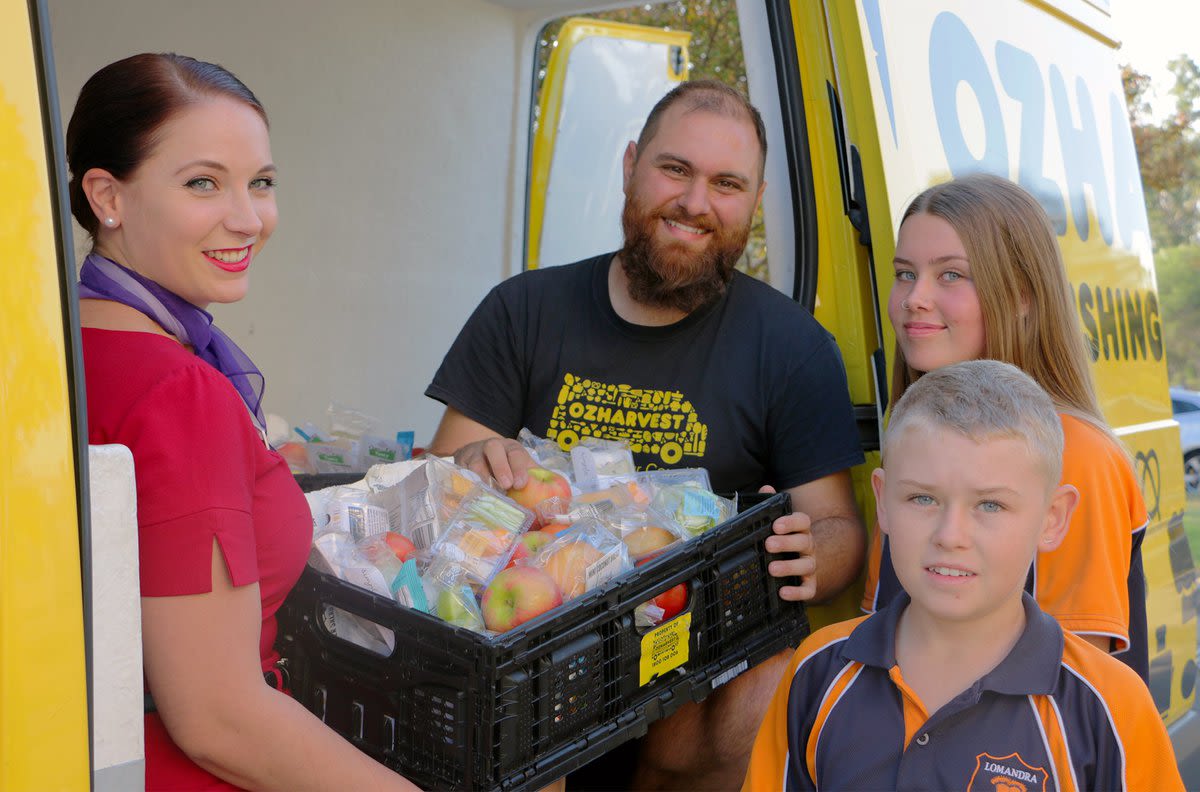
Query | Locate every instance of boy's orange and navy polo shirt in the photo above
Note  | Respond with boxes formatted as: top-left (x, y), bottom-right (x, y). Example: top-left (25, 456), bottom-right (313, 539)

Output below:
top-left (743, 594), bottom-right (1181, 792)
top-left (862, 414), bottom-right (1150, 679)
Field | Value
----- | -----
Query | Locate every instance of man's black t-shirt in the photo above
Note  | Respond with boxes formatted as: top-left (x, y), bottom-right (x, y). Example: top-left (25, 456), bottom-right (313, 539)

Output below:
top-left (426, 253), bottom-right (863, 493)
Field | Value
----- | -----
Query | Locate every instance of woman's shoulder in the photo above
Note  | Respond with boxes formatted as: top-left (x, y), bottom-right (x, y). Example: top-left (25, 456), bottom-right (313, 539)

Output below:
top-left (1058, 412), bottom-right (1123, 457)
top-left (83, 327), bottom-right (210, 384)
top-left (83, 328), bottom-right (245, 427)
top-left (1058, 412), bottom-right (1142, 508)
top-left (83, 325), bottom-right (186, 350)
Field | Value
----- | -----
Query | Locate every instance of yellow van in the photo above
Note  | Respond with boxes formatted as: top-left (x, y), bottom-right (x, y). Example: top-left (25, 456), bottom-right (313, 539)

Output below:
top-left (4, 0), bottom-right (1196, 788)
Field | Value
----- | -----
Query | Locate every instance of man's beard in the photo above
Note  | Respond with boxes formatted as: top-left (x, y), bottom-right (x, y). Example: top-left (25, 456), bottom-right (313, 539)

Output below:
top-left (619, 196), bottom-right (751, 315)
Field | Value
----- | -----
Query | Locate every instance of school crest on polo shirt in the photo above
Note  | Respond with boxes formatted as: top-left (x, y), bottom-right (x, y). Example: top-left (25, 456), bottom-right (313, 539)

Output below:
top-left (968, 752), bottom-right (1048, 792)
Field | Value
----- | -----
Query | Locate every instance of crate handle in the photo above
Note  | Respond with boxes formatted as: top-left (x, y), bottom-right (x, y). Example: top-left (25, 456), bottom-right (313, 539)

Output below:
top-left (315, 601), bottom-right (398, 659)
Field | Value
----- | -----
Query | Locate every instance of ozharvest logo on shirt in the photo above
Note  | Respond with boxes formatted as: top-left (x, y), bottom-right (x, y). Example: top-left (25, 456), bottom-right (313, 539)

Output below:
top-left (547, 373), bottom-right (707, 465)
top-left (968, 752), bottom-right (1048, 792)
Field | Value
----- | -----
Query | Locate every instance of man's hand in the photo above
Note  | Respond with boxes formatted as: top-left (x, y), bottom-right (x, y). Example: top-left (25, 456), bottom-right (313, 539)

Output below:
top-left (429, 406), bottom-right (538, 490)
top-left (758, 471), bottom-right (864, 603)
top-left (760, 485), bottom-right (818, 601)
top-left (453, 436), bottom-right (537, 491)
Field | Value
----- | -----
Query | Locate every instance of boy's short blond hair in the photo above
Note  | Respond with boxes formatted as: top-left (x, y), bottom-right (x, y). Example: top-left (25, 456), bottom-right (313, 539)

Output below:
top-left (884, 360), bottom-right (1064, 487)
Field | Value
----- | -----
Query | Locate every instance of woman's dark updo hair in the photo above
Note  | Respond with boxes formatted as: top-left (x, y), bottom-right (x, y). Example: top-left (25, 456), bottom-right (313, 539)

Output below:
top-left (66, 53), bottom-right (267, 238)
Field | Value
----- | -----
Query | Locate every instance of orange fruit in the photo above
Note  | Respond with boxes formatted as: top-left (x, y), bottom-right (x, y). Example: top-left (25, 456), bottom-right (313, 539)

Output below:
top-left (622, 525), bottom-right (676, 558)
top-left (543, 542), bottom-right (603, 598)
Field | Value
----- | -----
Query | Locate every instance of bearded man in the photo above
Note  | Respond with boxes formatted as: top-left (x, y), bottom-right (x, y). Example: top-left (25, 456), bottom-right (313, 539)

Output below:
top-left (425, 80), bottom-right (864, 790)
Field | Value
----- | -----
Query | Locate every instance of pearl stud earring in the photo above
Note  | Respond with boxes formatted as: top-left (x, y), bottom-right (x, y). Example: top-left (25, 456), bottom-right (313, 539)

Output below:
top-left (105, 217), bottom-right (116, 227)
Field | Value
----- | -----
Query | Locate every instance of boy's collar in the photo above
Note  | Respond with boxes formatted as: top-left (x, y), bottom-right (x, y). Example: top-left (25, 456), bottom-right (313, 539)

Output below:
top-left (843, 592), bottom-right (1064, 696)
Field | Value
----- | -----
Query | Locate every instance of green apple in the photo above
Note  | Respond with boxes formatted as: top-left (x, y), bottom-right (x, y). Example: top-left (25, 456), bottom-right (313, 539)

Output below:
top-left (436, 586), bottom-right (484, 631)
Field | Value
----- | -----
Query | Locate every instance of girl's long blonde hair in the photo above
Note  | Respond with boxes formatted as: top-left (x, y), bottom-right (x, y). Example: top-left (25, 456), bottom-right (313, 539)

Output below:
top-left (891, 174), bottom-right (1107, 431)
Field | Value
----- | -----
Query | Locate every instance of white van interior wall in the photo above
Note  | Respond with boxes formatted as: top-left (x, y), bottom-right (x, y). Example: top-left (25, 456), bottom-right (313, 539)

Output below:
top-left (88, 444), bottom-right (144, 791)
top-left (48, 0), bottom-right (526, 444)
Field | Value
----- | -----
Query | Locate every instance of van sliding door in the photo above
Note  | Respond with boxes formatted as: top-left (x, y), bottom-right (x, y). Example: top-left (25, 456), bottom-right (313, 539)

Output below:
top-left (0, 0), bottom-right (90, 787)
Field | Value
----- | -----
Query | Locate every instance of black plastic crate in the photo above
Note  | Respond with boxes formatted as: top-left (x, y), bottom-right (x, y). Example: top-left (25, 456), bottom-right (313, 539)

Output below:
top-left (294, 472), bottom-right (368, 492)
top-left (276, 491), bottom-right (807, 791)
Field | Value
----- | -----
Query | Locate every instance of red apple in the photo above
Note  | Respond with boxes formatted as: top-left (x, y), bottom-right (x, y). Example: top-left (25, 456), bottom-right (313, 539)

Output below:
top-left (383, 531), bottom-right (416, 562)
top-left (636, 553), bottom-right (688, 621)
top-left (507, 467), bottom-right (572, 526)
top-left (481, 566), bottom-right (563, 632)
top-left (532, 496), bottom-right (572, 531)
top-left (507, 530), bottom-right (551, 568)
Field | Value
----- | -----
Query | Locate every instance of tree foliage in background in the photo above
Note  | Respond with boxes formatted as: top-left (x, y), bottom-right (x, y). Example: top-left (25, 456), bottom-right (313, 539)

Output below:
top-left (1124, 56), bottom-right (1200, 386)
top-left (535, 0), bottom-right (768, 281)
top-left (536, 2), bottom-right (748, 99)
top-left (1124, 59), bottom-right (1200, 248)
top-left (1155, 245), bottom-right (1200, 387)
top-left (583, 1), bottom-right (747, 88)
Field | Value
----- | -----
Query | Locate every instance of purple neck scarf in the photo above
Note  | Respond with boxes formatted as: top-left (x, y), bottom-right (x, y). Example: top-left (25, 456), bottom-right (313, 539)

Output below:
top-left (78, 253), bottom-right (267, 434)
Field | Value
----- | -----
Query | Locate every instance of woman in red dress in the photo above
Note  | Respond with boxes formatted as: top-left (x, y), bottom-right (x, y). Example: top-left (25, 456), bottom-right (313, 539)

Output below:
top-left (71, 53), bottom-right (419, 791)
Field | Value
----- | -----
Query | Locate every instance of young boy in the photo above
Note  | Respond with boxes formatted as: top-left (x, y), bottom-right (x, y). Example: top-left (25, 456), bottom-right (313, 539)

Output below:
top-left (742, 360), bottom-right (1182, 791)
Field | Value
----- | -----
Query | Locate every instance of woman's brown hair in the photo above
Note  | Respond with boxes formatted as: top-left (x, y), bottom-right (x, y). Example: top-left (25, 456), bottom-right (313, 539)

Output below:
top-left (891, 173), bottom-right (1106, 429)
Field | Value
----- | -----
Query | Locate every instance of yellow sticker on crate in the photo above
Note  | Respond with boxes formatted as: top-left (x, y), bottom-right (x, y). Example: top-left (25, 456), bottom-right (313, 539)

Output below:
top-left (639, 612), bottom-right (691, 685)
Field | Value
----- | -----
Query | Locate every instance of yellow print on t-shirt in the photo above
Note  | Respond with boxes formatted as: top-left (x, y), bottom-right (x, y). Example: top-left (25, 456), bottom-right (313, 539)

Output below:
top-left (547, 373), bottom-right (707, 465)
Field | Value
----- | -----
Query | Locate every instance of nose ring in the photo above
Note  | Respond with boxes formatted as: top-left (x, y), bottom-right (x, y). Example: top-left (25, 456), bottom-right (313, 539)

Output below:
top-left (901, 299), bottom-right (911, 310)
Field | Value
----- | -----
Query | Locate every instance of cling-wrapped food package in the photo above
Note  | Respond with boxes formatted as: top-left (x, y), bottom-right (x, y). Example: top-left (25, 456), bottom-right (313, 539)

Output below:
top-left (569, 437), bottom-right (636, 492)
top-left (601, 505), bottom-right (685, 562)
top-left (518, 427), bottom-right (573, 479)
top-left (530, 518), bottom-right (630, 600)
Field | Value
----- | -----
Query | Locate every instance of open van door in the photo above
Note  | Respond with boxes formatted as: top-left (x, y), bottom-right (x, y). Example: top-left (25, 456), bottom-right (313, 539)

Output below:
top-left (527, 18), bottom-right (690, 270)
top-left (0, 0), bottom-right (90, 787)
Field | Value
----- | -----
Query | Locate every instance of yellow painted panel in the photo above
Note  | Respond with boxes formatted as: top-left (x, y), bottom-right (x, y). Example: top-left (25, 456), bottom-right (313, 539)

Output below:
top-left (1124, 423), bottom-right (1195, 725)
top-left (1062, 228), bottom-right (1172, 429)
top-left (0, 1), bottom-right (89, 788)
top-left (788, 0), bottom-right (882, 409)
top-left (781, 1), bottom-right (883, 627)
